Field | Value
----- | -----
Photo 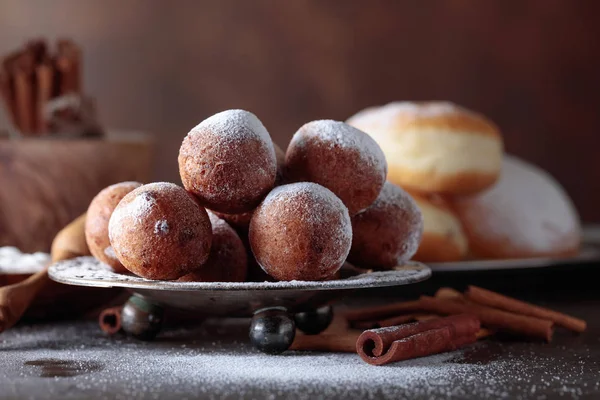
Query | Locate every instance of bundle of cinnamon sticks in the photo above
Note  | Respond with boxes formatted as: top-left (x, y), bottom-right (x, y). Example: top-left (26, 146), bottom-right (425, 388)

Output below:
top-left (292, 286), bottom-right (587, 366)
top-left (0, 39), bottom-right (82, 135)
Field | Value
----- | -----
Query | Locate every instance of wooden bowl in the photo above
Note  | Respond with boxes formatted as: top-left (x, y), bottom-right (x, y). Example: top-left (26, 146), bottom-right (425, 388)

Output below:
top-left (0, 131), bottom-right (152, 253)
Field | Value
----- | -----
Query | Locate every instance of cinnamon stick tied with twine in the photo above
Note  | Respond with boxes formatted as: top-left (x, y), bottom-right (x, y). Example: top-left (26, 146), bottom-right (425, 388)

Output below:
top-left (356, 314), bottom-right (480, 366)
top-left (465, 286), bottom-right (587, 333)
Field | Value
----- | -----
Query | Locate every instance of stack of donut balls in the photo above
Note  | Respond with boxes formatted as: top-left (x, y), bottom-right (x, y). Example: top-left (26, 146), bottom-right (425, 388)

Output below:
top-left (347, 101), bottom-right (581, 261)
top-left (85, 109), bottom-right (424, 282)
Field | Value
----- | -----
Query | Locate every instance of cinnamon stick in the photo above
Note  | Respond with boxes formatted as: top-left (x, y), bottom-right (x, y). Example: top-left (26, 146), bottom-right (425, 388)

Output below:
top-left (419, 296), bottom-right (554, 342)
top-left (99, 306), bottom-right (123, 335)
top-left (344, 300), bottom-right (422, 322)
top-left (13, 67), bottom-right (35, 134)
top-left (290, 331), bottom-right (361, 353)
top-left (350, 314), bottom-right (417, 330)
top-left (465, 286), bottom-right (586, 333)
top-left (356, 314), bottom-right (480, 366)
top-left (35, 62), bottom-right (54, 133)
top-left (0, 71), bottom-right (17, 127)
top-left (435, 287), bottom-right (464, 300)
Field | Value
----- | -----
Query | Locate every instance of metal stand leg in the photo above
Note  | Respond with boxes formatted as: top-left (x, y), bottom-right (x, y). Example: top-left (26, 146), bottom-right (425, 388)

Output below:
top-left (249, 307), bottom-right (296, 354)
top-left (294, 305), bottom-right (333, 335)
top-left (121, 295), bottom-right (164, 341)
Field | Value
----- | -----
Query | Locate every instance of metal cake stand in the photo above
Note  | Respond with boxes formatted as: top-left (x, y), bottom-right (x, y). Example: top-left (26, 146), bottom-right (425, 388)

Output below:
top-left (49, 257), bottom-right (431, 354)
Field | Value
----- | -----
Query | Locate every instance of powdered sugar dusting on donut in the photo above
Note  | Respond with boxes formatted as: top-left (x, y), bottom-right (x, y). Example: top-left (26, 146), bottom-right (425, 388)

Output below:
top-left (207, 211), bottom-right (234, 236)
top-left (179, 109), bottom-right (277, 212)
top-left (455, 155), bottom-right (581, 255)
top-left (261, 182), bottom-right (352, 243)
top-left (293, 120), bottom-right (386, 170)
top-left (371, 182), bottom-right (424, 260)
top-left (103, 246), bottom-right (118, 261)
top-left (110, 189), bottom-right (156, 233)
top-left (253, 182), bottom-right (352, 280)
top-left (109, 183), bottom-right (187, 242)
top-left (190, 109), bottom-right (273, 147)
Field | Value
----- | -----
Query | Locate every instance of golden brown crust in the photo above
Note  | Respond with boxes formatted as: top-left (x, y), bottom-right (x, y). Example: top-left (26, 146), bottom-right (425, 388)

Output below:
top-left (85, 182), bottom-right (142, 272)
top-left (108, 183), bottom-right (212, 280)
top-left (387, 165), bottom-right (499, 195)
top-left (285, 120), bottom-right (387, 215)
top-left (211, 143), bottom-right (286, 232)
top-left (178, 213), bottom-right (247, 282)
top-left (412, 231), bottom-right (464, 263)
top-left (178, 110), bottom-right (277, 214)
top-left (409, 194), bottom-right (468, 263)
top-left (347, 182), bottom-right (423, 269)
top-left (348, 101), bottom-right (501, 139)
top-left (249, 183), bottom-right (352, 281)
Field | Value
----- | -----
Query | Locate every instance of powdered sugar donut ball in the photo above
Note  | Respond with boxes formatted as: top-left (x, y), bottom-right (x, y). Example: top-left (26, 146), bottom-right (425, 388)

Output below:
top-left (347, 102), bottom-right (503, 195)
top-left (178, 109), bottom-right (277, 214)
top-left (452, 156), bottom-right (581, 259)
top-left (285, 120), bottom-right (387, 215)
top-left (108, 182), bottom-right (212, 280)
top-left (412, 194), bottom-right (468, 262)
top-left (178, 212), bottom-right (247, 282)
top-left (85, 181), bottom-right (142, 272)
top-left (249, 182), bottom-right (352, 281)
top-left (212, 143), bottom-right (287, 232)
top-left (348, 182), bottom-right (423, 269)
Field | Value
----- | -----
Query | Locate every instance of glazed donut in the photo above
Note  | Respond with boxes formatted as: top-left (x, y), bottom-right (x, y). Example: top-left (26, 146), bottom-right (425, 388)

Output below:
top-left (108, 182), bottom-right (212, 280)
top-left (347, 101), bottom-right (503, 195)
top-left (348, 182), bottom-right (423, 269)
top-left (249, 182), bottom-right (352, 281)
top-left (178, 212), bottom-right (247, 282)
top-left (452, 155), bottom-right (581, 259)
top-left (411, 195), bottom-right (468, 263)
top-left (178, 109), bottom-right (277, 214)
top-left (285, 120), bottom-right (387, 215)
top-left (85, 181), bottom-right (142, 272)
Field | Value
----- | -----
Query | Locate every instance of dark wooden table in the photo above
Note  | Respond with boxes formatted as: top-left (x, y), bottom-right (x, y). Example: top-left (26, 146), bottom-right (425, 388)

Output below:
top-left (1, 265), bottom-right (599, 399)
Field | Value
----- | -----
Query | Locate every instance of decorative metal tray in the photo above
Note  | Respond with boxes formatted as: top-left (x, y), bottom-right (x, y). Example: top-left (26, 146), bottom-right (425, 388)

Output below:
top-left (49, 257), bottom-right (430, 353)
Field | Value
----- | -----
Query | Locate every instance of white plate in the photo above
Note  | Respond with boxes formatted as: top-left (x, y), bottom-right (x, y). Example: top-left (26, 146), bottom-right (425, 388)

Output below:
top-left (428, 225), bottom-right (600, 272)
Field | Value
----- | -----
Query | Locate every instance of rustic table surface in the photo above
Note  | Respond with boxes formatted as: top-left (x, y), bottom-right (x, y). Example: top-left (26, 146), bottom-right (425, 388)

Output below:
top-left (1, 267), bottom-right (599, 400)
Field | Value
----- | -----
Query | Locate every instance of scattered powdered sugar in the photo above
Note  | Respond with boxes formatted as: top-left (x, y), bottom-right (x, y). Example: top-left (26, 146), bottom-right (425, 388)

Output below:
top-left (48, 256), bottom-right (429, 291)
top-left (109, 189), bottom-right (156, 230)
top-left (190, 109), bottom-right (273, 147)
top-left (0, 246), bottom-right (50, 274)
top-left (180, 109), bottom-right (277, 206)
top-left (454, 155), bottom-right (581, 255)
top-left (291, 120), bottom-right (386, 171)
top-left (207, 211), bottom-right (231, 234)
top-left (103, 246), bottom-right (118, 262)
top-left (154, 220), bottom-right (170, 236)
top-left (1, 321), bottom-right (598, 399)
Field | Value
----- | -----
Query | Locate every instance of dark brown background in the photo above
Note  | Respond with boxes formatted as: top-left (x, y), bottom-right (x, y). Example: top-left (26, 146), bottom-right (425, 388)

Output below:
top-left (1, 0), bottom-right (600, 221)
